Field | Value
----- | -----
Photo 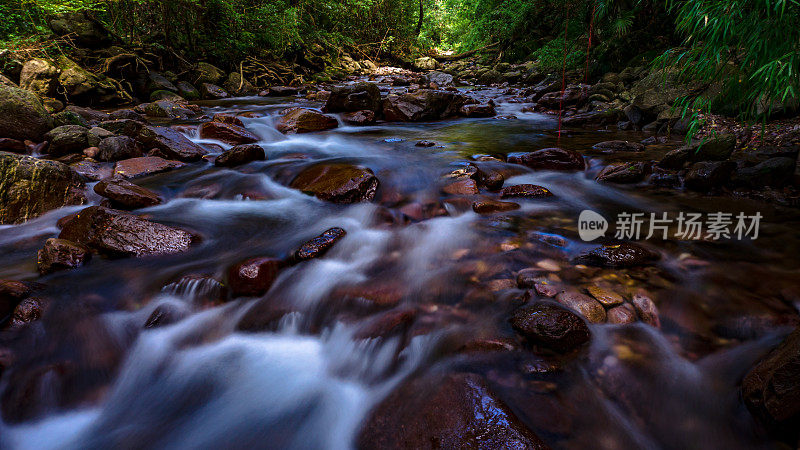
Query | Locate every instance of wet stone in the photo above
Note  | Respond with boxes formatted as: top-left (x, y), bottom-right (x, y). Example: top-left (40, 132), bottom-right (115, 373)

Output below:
top-left (198, 122), bottom-right (259, 145)
top-left (508, 147), bottom-right (586, 171)
top-left (37, 238), bottom-right (91, 275)
top-left (586, 285), bottom-right (625, 307)
top-left (607, 303), bottom-right (638, 324)
top-left (290, 164), bottom-right (378, 203)
top-left (574, 242), bottom-right (659, 268)
top-left (500, 184), bottom-right (554, 199)
top-left (94, 178), bottom-right (162, 209)
top-left (227, 257), bottom-right (283, 297)
top-left (555, 290), bottom-right (607, 323)
top-left (591, 140), bottom-right (645, 153)
top-left (443, 178), bottom-right (479, 195)
top-left (631, 293), bottom-right (660, 328)
top-left (292, 227), bottom-right (346, 263)
top-left (472, 199), bottom-right (520, 214)
top-left (510, 301), bottom-right (591, 353)
top-left (6, 297), bottom-right (43, 329)
top-left (113, 157), bottom-right (185, 178)
top-left (214, 144), bottom-right (265, 167)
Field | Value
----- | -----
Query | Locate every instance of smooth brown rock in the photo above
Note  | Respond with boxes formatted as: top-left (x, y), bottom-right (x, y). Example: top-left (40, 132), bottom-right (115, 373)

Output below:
top-left (607, 303), bottom-right (638, 324)
top-left (586, 285), bottom-right (625, 307)
top-left (227, 257), bottom-right (283, 297)
top-left (214, 144), bottom-right (265, 167)
top-left (37, 238), bottom-right (91, 275)
top-left (211, 113), bottom-right (245, 127)
top-left (591, 140), bottom-right (645, 153)
top-left (382, 90), bottom-right (470, 122)
top-left (442, 179), bottom-right (479, 195)
top-left (510, 301), bottom-right (591, 353)
top-left (59, 206), bottom-right (194, 257)
top-left (292, 227), bottom-right (346, 263)
top-left (631, 294), bottom-right (660, 328)
top-left (500, 184), bottom-right (554, 198)
top-left (555, 290), bottom-right (607, 323)
top-left (508, 148), bottom-right (586, 171)
top-left (342, 110), bottom-right (376, 126)
top-left (472, 199), bottom-right (520, 214)
top-left (0, 138), bottom-right (27, 154)
top-left (97, 136), bottom-right (142, 162)
top-left (324, 83), bottom-right (382, 113)
top-left (460, 103), bottom-right (496, 117)
top-left (113, 157), bottom-right (185, 178)
top-left (358, 372), bottom-right (549, 449)
top-left (198, 122), bottom-right (259, 145)
top-left (596, 162), bottom-right (649, 184)
top-left (290, 164), bottom-right (378, 203)
top-left (275, 108), bottom-right (338, 134)
top-left (93, 178), bottom-right (162, 209)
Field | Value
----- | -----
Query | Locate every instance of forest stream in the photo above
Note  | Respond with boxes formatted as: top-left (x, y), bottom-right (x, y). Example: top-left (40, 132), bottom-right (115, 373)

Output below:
top-left (1, 81), bottom-right (799, 449)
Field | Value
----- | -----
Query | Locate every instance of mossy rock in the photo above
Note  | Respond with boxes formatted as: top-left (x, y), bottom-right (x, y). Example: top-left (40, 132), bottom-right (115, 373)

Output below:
top-left (193, 62), bottom-right (225, 85)
top-left (53, 110), bottom-right (89, 128)
top-left (0, 84), bottom-right (54, 141)
top-left (0, 151), bottom-right (87, 224)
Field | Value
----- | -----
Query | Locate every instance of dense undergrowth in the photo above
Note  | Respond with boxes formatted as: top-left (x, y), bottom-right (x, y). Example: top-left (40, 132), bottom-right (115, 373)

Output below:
top-left (1, 0), bottom-right (798, 122)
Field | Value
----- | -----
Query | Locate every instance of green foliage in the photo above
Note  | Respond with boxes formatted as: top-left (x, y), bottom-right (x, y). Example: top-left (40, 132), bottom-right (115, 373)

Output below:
top-left (658, 0), bottom-right (800, 123)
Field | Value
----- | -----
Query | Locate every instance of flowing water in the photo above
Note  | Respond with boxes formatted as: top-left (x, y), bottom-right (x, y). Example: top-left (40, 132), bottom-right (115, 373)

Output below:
top-left (1, 83), bottom-right (799, 449)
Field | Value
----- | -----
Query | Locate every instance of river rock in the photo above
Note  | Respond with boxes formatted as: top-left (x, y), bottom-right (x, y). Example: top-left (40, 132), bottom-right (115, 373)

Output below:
top-left (0, 84), bottom-right (54, 141)
top-left (211, 113), bottom-right (245, 127)
top-left (342, 110), bottom-right (376, 126)
top-left (292, 227), bottom-right (347, 263)
top-left (510, 301), bottom-right (591, 353)
top-left (694, 133), bottom-right (736, 161)
top-left (574, 242), bottom-right (659, 268)
top-left (199, 83), bottom-right (229, 99)
top-left (537, 85), bottom-right (588, 109)
top-left (561, 109), bottom-right (625, 126)
top-left (65, 105), bottom-right (109, 124)
top-left (43, 125), bottom-right (89, 156)
top-left (358, 372), bottom-right (548, 449)
top-left (742, 327), bottom-right (800, 432)
top-left (97, 136), bottom-right (142, 162)
top-left (472, 199), bottom-right (520, 214)
top-left (6, 296), bottom-right (43, 329)
top-left (114, 156), bottom-right (185, 178)
top-left (732, 157), bottom-right (796, 188)
top-left (592, 140), bottom-right (645, 153)
top-left (193, 62), bottom-right (225, 85)
top-left (586, 285), bottom-right (624, 307)
top-left (214, 144), bottom-right (265, 167)
top-left (290, 164), bottom-right (378, 203)
top-left (631, 294), bottom-right (660, 328)
top-left (52, 110), bottom-right (88, 128)
top-left (176, 81), bottom-right (200, 100)
top-left (596, 162), bottom-right (649, 183)
top-left (94, 178), bottom-right (161, 209)
top-left (607, 303), bottom-right (638, 324)
top-left (0, 280), bottom-right (37, 322)
top-left (501, 184), bottom-right (553, 198)
top-left (98, 119), bottom-right (142, 138)
top-left (460, 103), bottom-right (496, 118)
top-left (276, 108), bottom-right (338, 134)
top-left (0, 152), bottom-right (86, 224)
top-left (56, 55), bottom-right (124, 104)
top-left (59, 206), bottom-right (195, 257)
top-left (37, 238), bottom-right (91, 275)
top-left (198, 122), bottom-right (258, 145)
top-left (324, 82), bottom-right (382, 113)
top-left (227, 257), bottom-right (284, 297)
top-left (443, 178), bottom-right (479, 195)
top-left (19, 58), bottom-right (59, 97)
top-left (508, 148), bottom-right (585, 171)
top-left (684, 161), bottom-right (736, 191)
top-left (555, 290), bottom-right (607, 323)
top-left (413, 56), bottom-right (439, 71)
top-left (144, 100), bottom-right (195, 119)
top-left (383, 90), bottom-right (469, 122)
top-left (261, 86), bottom-right (300, 97)
top-left (137, 126), bottom-right (207, 161)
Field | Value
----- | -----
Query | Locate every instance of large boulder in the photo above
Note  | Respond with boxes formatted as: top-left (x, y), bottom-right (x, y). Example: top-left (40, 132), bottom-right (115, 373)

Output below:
top-left (56, 56), bottom-right (126, 104)
top-left (47, 11), bottom-right (111, 48)
top-left (222, 73), bottom-right (257, 96)
top-left (382, 90), bottom-right (469, 122)
top-left (113, 156), bottom-right (185, 178)
top-left (323, 82), bottom-right (382, 113)
top-left (358, 372), bottom-right (548, 449)
top-left (59, 206), bottom-right (195, 257)
top-left (97, 136), bottom-right (142, 162)
top-left (137, 126), bottom-right (207, 161)
top-left (413, 56), bottom-right (440, 71)
top-left (508, 148), bottom-right (586, 171)
top-left (424, 71), bottom-right (456, 88)
top-left (37, 238), bottom-right (91, 275)
top-left (742, 327), bottom-right (800, 433)
top-left (43, 125), bottom-right (90, 156)
top-left (0, 84), bottom-right (54, 141)
top-left (19, 58), bottom-right (59, 97)
top-left (0, 152), bottom-right (86, 224)
top-left (214, 144), bottom-right (265, 167)
top-left (684, 161), bottom-right (736, 191)
top-left (275, 108), bottom-right (338, 134)
top-left (290, 163), bottom-right (378, 203)
top-left (629, 69), bottom-right (705, 119)
top-left (192, 62), bottom-right (225, 85)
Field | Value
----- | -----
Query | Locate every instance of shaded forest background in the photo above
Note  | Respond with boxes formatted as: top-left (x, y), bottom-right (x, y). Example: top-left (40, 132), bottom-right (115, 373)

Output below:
top-left (1, 0), bottom-right (799, 121)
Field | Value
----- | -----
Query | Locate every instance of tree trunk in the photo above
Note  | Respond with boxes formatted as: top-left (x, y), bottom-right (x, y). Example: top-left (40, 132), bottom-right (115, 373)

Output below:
top-left (415, 0), bottom-right (423, 36)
